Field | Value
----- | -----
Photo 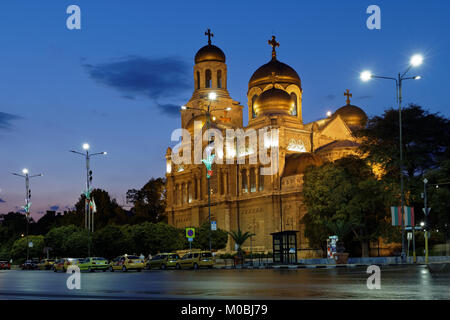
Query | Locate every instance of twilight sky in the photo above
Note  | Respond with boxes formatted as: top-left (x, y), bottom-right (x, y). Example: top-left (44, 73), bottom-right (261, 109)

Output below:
top-left (0, 0), bottom-right (449, 218)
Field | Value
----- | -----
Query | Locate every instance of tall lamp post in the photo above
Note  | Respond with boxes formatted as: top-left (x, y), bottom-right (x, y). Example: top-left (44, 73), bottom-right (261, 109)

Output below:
top-left (181, 92), bottom-right (231, 251)
top-left (361, 54), bottom-right (423, 263)
top-left (70, 143), bottom-right (107, 257)
top-left (12, 168), bottom-right (43, 262)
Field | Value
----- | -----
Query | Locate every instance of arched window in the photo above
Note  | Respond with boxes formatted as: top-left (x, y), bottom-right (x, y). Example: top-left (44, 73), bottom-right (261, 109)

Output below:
top-left (241, 169), bottom-right (248, 193)
top-left (217, 70), bottom-right (222, 88)
top-left (259, 167), bottom-right (264, 191)
top-left (290, 92), bottom-right (298, 116)
top-left (205, 69), bottom-right (212, 88)
top-left (251, 95), bottom-right (258, 119)
top-left (196, 71), bottom-right (200, 89)
top-left (250, 168), bottom-right (256, 192)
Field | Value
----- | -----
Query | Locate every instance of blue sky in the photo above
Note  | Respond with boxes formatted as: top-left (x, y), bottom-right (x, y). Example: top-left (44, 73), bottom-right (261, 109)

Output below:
top-left (0, 0), bottom-right (449, 218)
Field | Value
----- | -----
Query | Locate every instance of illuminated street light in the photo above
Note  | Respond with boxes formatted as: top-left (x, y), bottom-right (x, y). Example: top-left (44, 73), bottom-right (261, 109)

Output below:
top-left (208, 92), bottom-right (217, 100)
top-left (326, 111), bottom-right (332, 117)
top-left (360, 71), bottom-right (372, 82)
top-left (12, 168), bottom-right (43, 261)
top-left (360, 53), bottom-right (425, 264)
top-left (410, 54), bottom-right (423, 67)
top-left (70, 143), bottom-right (107, 257)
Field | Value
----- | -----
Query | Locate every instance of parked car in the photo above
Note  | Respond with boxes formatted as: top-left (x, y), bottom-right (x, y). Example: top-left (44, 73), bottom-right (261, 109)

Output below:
top-left (78, 257), bottom-right (109, 272)
top-left (0, 261), bottom-right (11, 270)
top-left (176, 251), bottom-right (214, 269)
top-left (109, 255), bottom-right (144, 272)
top-left (146, 253), bottom-right (180, 270)
top-left (21, 259), bottom-right (40, 270)
top-left (53, 258), bottom-right (80, 272)
top-left (37, 259), bottom-right (55, 270)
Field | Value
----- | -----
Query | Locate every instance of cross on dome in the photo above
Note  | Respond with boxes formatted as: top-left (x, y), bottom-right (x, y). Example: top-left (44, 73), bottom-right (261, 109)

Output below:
top-left (268, 35), bottom-right (279, 60)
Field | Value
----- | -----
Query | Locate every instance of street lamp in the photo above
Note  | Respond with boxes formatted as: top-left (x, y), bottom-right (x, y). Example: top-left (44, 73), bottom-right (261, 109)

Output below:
top-left (12, 168), bottom-right (43, 262)
top-left (70, 143), bottom-right (107, 257)
top-left (180, 92), bottom-right (231, 252)
top-left (361, 54), bottom-right (423, 264)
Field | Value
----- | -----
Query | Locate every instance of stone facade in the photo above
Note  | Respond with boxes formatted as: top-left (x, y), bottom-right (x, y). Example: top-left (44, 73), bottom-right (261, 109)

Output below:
top-left (164, 35), bottom-right (367, 258)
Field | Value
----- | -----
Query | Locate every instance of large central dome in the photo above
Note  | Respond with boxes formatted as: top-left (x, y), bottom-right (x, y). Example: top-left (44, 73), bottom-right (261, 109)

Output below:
top-left (253, 87), bottom-right (295, 116)
top-left (249, 58), bottom-right (301, 89)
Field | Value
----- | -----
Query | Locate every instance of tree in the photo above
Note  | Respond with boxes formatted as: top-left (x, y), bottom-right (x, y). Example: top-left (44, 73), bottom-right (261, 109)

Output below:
top-left (93, 225), bottom-right (131, 259)
top-left (191, 222), bottom-right (228, 251)
top-left (66, 189), bottom-right (128, 229)
top-left (227, 229), bottom-right (255, 257)
top-left (10, 235), bottom-right (44, 261)
top-left (357, 105), bottom-right (450, 180)
top-left (62, 229), bottom-right (89, 257)
top-left (44, 225), bottom-right (81, 257)
top-left (302, 156), bottom-right (393, 257)
top-left (126, 178), bottom-right (166, 223)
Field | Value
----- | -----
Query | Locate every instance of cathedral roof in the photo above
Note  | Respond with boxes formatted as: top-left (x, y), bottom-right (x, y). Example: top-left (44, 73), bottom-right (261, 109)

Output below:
top-left (315, 140), bottom-right (360, 153)
top-left (249, 59), bottom-right (301, 89)
top-left (248, 36), bottom-right (301, 90)
top-left (282, 153), bottom-right (325, 177)
top-left (195, 44), bottom-right (226, 64)
top-left (334, 104), bottom-right (368, 129)
top-left (253, 87), bottom-right (295, 116)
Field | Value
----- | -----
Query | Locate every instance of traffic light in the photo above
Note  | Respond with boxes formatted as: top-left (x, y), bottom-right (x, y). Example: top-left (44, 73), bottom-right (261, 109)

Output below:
top-left (28, 189), bottom-right (31, 200)
top-left (89, 170), bottom-right (93, 183)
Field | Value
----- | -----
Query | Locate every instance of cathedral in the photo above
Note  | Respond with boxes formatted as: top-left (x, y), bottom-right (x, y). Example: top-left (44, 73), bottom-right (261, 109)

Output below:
top-left (164, 31), bottom-right (368, 258)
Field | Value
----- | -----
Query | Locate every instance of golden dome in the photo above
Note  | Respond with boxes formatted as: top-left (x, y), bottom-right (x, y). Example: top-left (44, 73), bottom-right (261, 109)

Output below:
top-left (253, 88), bottom-right (295, 116)
top-left (283, 153), bottom-right (325, 177)
top-left (195, 45), bottom-right (226, 64)
top-left (249, 59), bottom-right (301, 90)
top-left (334, 104), bottom-right (368, 128)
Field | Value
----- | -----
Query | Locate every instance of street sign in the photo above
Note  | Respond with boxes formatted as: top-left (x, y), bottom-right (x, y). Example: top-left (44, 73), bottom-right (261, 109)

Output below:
top-left (405, 226), bottom-right (422, 231)
top-left (188, 237), bottom-right (193, 242)
top-left (407, 232), bottom-right (412, 240)
top-left (422, 208), bottom-right (431, 216)
top-left (186, 228), bottom-right (195, 239)
top-left (28, 241), bottom-right (33, 248)
top-left (211, 221), bottom-right (217, 231)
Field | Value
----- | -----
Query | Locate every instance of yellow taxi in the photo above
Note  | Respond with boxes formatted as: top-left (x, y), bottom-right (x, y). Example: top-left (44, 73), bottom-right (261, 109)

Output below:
top-left (176, 251), bottom-right (214, 270)
top-left (146, 253), bottom-right (180, 270)
top-left (52, 258), bottom-right (80, 272)
top-left (109, 255), bottom-right (145, 272)
top-left (37, 259), bottom-right (55, 270)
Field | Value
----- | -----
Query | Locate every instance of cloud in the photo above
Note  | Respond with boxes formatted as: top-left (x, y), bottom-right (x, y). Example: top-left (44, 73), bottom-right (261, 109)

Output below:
top-left (49, 205), bottom-right (60, 211)
top-left (0, 198), bottom-right (5, 203)
top-left (325, 94), bottom-right (336, 100)
top-left (156, 103), bottom-right (181, 116)
top-left (82, 56), bottom-right (191, 101)
top-left (0, 112), bottom-right (21, 130)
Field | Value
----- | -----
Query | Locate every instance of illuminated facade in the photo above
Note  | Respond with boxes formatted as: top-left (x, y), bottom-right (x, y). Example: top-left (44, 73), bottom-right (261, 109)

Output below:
top-left (164, 32), bottom-right (367, 257)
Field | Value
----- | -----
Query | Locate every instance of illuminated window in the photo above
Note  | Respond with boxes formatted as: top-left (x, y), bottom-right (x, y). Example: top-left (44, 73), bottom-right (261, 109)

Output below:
top-left (251, 95), bottom-right (258, 118)
top-left (290, 93), bottom-right (297, 116)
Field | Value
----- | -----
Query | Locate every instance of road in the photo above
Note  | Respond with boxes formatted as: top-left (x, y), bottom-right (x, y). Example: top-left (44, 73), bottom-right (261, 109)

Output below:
top-left (0, 265), bottom-right (448, 299)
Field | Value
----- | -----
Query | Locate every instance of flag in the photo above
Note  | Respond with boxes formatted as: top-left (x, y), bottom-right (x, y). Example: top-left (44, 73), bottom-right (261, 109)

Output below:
top-left (391, 206), bottom-right (415, 226)
top-left (89, 197), bottom-right (97, 213)
top-left (391, 206), bottom-right (402, 226)
top-left (404, 206), bottom-right (415, 226)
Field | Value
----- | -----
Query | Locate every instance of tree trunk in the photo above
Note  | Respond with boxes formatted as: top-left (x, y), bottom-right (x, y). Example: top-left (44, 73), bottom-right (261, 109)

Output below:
top-left (361, 240), bottom-right (370, 258)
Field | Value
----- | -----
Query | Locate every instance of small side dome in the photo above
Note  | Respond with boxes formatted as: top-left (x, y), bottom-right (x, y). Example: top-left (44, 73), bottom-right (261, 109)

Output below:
top-left (253, 88), bottom-right (295, 116)
top-left (334, 105), bottom-right (368, 128)
top-left (283, 153), bottom-right (325, 177)
top-left (195, 45), bottom-right (226, 64)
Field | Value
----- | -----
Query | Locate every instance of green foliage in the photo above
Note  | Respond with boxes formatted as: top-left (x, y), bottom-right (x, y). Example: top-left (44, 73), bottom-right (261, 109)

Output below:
top-left (227, 229), bottom-right (255, 256)
top-left (44, 225), bottom-right (82, 257)
top-left (190, 222), bottom-right (228, 251)
top-left (302, 156), bottom-right (393, 256)
top-left (10, 235), bottom-right (44, 261)
top-left (126, 178), bottom-right (167, 223)
top-left (92, 225), bottom-right (130, 259)
top-left (62, 229), bottom-right (89, 257)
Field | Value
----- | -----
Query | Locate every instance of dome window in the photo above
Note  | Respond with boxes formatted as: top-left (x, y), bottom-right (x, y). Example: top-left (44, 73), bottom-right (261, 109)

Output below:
top-left (205, 69), bottom-right (212, 88)
top-left (217, 70), bottom-right (222, 88)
